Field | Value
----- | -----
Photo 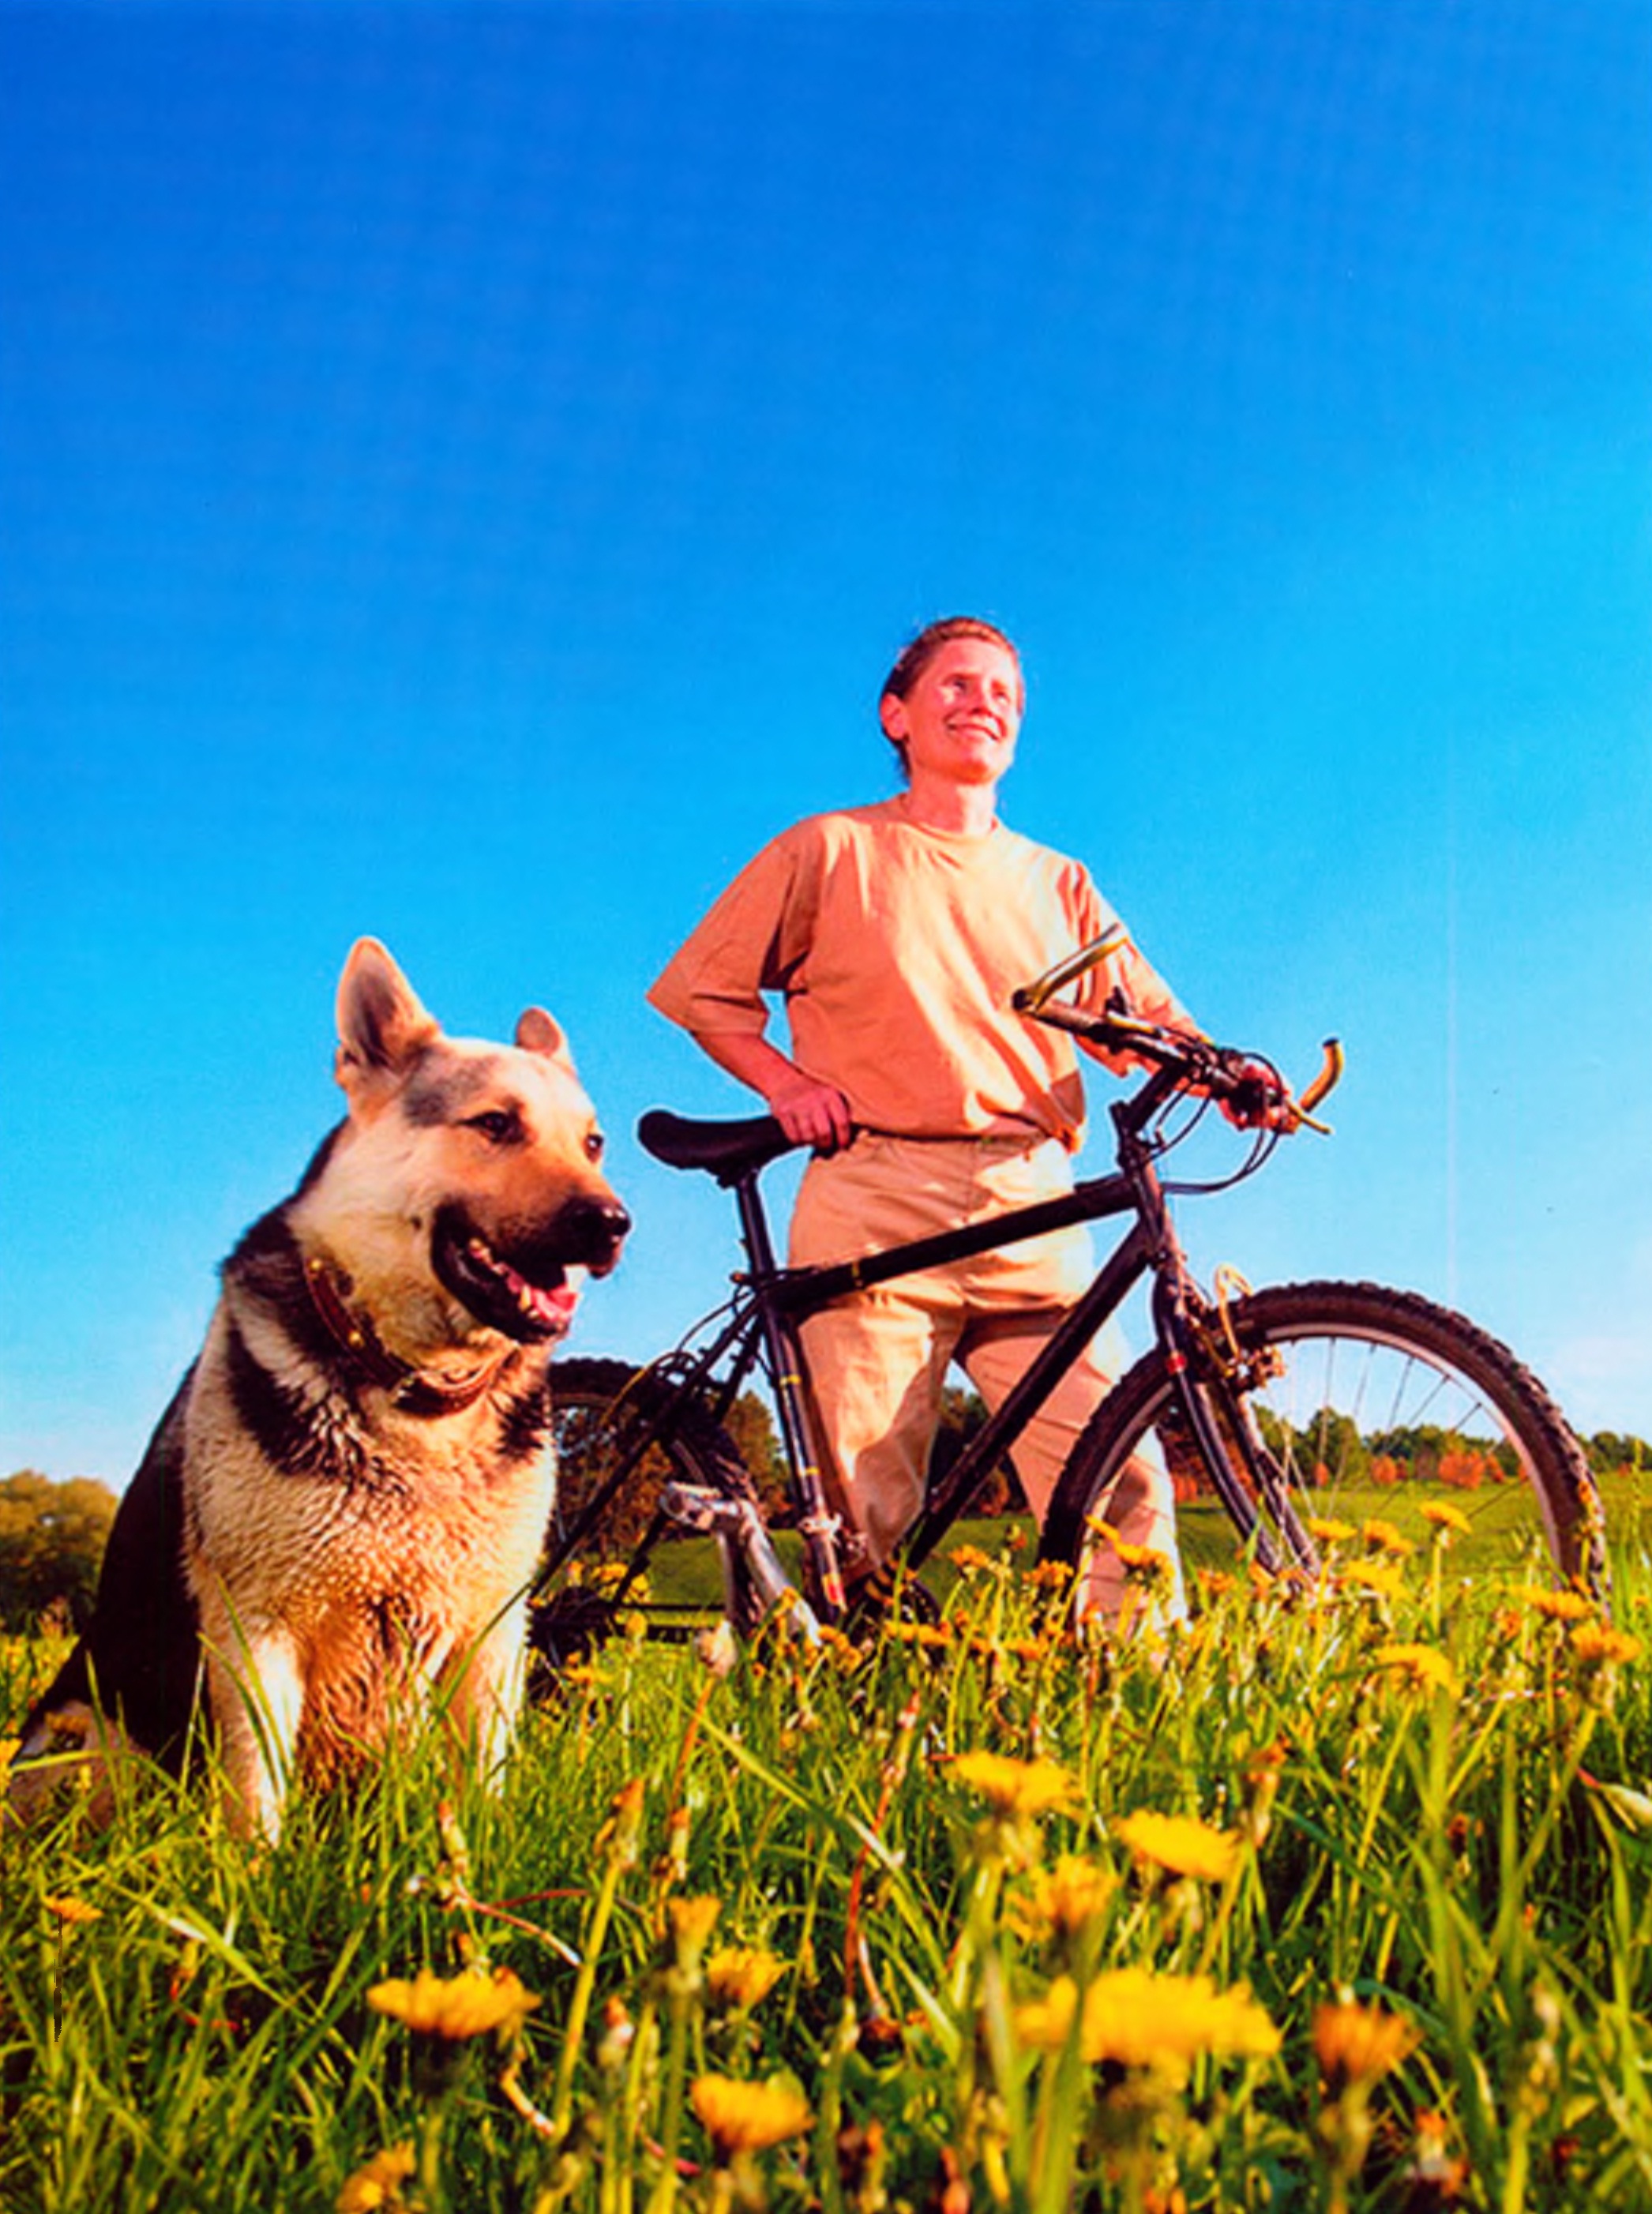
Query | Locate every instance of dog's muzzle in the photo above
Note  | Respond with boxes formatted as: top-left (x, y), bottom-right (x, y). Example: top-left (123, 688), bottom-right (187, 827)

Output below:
top-left (432, 1195), bottom-right (630, 1343)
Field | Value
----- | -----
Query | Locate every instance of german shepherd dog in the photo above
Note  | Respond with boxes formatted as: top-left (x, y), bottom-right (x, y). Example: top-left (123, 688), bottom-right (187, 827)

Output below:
top-left (8, 940), bottom-right (629, 1837)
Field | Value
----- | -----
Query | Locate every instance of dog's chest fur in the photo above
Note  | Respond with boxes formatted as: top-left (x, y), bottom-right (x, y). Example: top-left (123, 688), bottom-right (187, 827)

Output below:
top-left (193, 1210), bottom-right (553, 1592)
top-left (179, 1211), bottom-right (557, 1780)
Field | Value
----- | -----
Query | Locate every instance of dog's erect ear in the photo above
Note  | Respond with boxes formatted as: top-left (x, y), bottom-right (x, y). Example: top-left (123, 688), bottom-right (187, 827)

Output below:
top-left (335, 940), bottom-right (441, 1096)
top-left (515, 1005), bottom-right (578, 1072)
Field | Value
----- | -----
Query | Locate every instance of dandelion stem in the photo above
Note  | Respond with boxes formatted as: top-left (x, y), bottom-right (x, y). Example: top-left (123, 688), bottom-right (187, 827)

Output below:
top-left (550, 1781), bottom-right (645, 2149)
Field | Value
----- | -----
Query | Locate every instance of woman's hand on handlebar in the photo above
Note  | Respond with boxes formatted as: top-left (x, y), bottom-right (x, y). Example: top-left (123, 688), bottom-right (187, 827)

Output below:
top-left (1216, 1056), bottom-right (1298, 1131)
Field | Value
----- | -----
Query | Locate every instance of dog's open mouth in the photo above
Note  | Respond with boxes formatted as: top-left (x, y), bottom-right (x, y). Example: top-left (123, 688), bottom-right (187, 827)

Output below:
top-left (434, 1219), bottom-right (582, 1344)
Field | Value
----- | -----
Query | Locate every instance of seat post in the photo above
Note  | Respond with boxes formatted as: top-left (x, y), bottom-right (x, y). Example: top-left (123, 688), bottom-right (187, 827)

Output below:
top-left (729, 1165), bottom-right (848, 1615)
top-left (730, 1169), bottom-right (781, 1283)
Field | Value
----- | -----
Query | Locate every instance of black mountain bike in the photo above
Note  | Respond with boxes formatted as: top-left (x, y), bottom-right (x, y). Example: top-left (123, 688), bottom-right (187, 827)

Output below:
top-left (530, 935), bottom-right (1605, 1659)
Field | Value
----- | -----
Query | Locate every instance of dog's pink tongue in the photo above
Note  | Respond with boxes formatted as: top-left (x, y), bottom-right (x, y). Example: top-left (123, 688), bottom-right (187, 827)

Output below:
top-left (516, 1271), bottom-right (579, 1327)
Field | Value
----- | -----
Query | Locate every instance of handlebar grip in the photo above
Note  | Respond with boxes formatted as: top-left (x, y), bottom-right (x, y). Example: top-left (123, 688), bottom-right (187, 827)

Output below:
top-left (1298, 1038), bottom-right (1345, 1119)
top-left (1013, 925), bottom-right (1131, 1015)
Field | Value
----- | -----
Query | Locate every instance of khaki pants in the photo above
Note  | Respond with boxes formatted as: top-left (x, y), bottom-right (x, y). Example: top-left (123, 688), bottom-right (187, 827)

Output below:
top-left (789, 1131), bottom-right (1186, 1624)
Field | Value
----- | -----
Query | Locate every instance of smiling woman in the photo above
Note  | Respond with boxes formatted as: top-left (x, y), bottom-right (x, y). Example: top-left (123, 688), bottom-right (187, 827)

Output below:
top-left (877, 616), bottom-right (1025, 794)
top-left (644, 617), bottom-right (1221, 1625)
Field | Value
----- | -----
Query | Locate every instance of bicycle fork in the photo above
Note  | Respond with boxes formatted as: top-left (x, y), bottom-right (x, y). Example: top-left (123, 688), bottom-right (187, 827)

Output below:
top-left (1151, 1254), bottom-right (1312, 1577)
top-left (1119, 1099), bottom-right (1309, 1580)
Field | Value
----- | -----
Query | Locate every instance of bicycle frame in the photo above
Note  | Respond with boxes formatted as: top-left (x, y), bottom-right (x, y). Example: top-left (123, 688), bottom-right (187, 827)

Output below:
top-left (546, 1054), bottom-right (1248, 1624)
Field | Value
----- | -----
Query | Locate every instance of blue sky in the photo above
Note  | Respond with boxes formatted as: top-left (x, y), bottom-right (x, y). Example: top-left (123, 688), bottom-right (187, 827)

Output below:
top-left (2, 0), bottom-right (1649, 1486)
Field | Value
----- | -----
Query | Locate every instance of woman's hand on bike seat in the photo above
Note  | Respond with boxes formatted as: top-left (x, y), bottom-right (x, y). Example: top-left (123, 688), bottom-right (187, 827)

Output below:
top-left (766, 1069), bottom-right (855, 1154)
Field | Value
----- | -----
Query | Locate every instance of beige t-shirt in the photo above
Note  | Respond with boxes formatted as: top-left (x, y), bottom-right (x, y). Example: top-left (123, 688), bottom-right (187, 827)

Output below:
top-left (648, 799), bottom-right (1193, 1150)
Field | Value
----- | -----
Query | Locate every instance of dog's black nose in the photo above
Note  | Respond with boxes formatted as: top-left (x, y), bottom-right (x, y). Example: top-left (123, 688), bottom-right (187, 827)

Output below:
top-left (595, 1196), bottom-right (632, 1245)
top-left (561, 1193), bottom-right (632, 1270)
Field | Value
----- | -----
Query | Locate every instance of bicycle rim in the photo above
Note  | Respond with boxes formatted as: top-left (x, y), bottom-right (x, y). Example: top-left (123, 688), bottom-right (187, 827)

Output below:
top-left (1043, 1281), bottom-right (1606, 1600)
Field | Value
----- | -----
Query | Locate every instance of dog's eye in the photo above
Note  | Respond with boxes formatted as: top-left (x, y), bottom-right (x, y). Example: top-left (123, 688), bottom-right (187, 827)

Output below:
top-left (584, 1130), bottom-right (606, 1162)
top-left (465, 1110), bottom-right (520, 1144)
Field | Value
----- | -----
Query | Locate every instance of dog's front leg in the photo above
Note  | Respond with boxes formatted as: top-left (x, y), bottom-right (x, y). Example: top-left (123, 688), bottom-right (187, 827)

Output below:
top-left (442, 1607), bottom-right (529, 1790)
top-left (200, 1618), bottom-right (304, 1841)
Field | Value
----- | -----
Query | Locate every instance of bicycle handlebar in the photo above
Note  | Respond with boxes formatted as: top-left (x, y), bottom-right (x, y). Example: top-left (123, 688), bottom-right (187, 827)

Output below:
top-left (1013, 934), bottom-right (1344, 1134)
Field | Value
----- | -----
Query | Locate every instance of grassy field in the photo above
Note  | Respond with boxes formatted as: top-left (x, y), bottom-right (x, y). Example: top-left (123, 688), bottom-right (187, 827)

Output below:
top-left (4, 1496), bottom-right (1652, 2212)
top-left (560, 1465), bottom-right (1652, 1615)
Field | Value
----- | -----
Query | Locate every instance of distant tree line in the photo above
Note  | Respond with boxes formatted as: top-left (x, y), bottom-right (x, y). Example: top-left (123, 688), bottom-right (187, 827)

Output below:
top-left (0, 1470), bottom-right (118, 1634)
top-left (1585, 1433), bottom-right (1652, 1478)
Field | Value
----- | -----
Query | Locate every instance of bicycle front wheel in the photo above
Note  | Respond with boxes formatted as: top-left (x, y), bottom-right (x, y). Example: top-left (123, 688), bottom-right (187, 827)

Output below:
top-left (1040, 1281), bottom-right (1606, 1599)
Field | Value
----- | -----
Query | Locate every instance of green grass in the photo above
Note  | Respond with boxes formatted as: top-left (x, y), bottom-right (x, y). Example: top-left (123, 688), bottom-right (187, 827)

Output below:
top-left (6, 1536), bottom-right (1652, 2212)
top-left (600, 1461), bottom-right (1652, 1614)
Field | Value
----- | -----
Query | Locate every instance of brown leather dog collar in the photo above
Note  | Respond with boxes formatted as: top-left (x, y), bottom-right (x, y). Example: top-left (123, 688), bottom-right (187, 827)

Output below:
top-left (301, 1253), bottom-right (505, 1416)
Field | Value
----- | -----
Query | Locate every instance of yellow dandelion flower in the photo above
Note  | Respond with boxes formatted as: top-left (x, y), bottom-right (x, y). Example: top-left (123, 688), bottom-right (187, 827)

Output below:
top-left (1571, 1623), bottom-right (1643, 1667)
top-left (1373, 1643), bottom-right (1457, 1695)
top-left (1406, 2110), bottom-right (1470, 2201)
top-left (706, 1946), bottom-right (787, 2011)
top-left (336, 2145), bottom-right (416, 2214)
top-left (952, 1750), bottom-right (1076, 1819)
top-left (816, 1624), bottom-right (865, 1672)
top-left (1079, 1967), bottom-right (1280, 2078)
top-left (1340, 1559), bottom-right (1405, 1600)
top-left (42, 1895), bottom-right (101, 1926)
top-left (1013, 1974), bottom-right (1079, 2051)
top-left (597, 1777), bottom-right (648, 1857)
top-left (1312, 2000), bottom-right (1419, 2091)
top-left (1196, 1567), bottom-right (1237, 1600)
top-left (693, 1620), bottom-right (739, 1677)
top-left (948, 1544), bottom-right (997, 1575)
top-left (1305, 1517), bottom-right (1357, 1544)
top-left (1027, 1559), bottom-right (1076, 1593)
top-left (1419, 1499), bottom-right (1472, 1537)
top-left (1006, 1635), bottom-right (1053, 1663)
top-left (1086, 1520), bottom-right (1173, 1580)
top-left (668, 1895), bottom-right (723, 1962)
top-left (1011, 1854), bottom-right (1117, 1945)
top-left (1361, 1518), bottom-right (1414, 1557)
top-left (1519, 1585), bottom-right (1595, 1624)
top-left (886, 1619), bottom-right (953, 1649)
top-left (367, 1966), bottom-right (539, 2042)
top-left (1113, 1809), bottom-right (1241, 1884)
top-left (690, 2074), bottom-right (813, 2157)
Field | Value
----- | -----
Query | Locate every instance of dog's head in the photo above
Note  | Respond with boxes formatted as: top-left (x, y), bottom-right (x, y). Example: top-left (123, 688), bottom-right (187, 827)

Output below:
top-left (299, 939), bottom-right (630, 1351)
